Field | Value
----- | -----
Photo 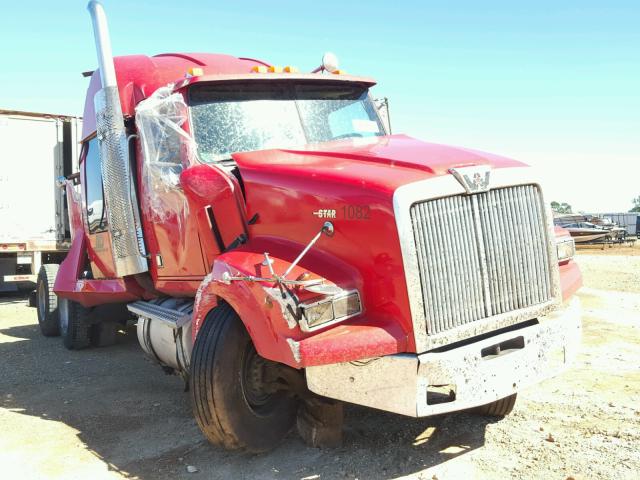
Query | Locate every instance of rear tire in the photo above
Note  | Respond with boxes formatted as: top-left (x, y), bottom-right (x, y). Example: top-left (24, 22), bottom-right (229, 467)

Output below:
top-left (59, 298), bottom-right (92, 350)
top-left (36, 264), bottom-right (60, 337)
top-left (190, 303), bottom-right (298, 452)
top-left (91, 321), bottom-right (120, 347)
top-left (474, 393), bottom-right (517, 417)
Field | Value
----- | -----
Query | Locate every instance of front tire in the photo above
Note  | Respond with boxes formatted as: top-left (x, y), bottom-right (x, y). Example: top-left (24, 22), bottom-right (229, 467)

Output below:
top-left (190, 303), bottom-right (298, 452)
top-left (36, 264), bottom-right (60, 337)
top-left (58, 298), bottom-right (92, 350)
top-left (474, 393), bottom-right (517, 417)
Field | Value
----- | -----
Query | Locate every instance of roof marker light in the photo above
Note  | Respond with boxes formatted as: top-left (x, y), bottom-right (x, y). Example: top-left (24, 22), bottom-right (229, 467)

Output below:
top-left (284, 66), bottom-right (299, 73)
top-left (187, 67), bottom-right (203, 77)
top-left (251, 65), bottom-right (268, 73)
top-left (268, 65), bottom-right (283, 73)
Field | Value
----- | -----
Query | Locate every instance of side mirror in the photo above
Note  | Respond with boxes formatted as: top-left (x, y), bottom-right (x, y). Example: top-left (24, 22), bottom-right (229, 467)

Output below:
top-left (374, 97), bottom-right (391, 134)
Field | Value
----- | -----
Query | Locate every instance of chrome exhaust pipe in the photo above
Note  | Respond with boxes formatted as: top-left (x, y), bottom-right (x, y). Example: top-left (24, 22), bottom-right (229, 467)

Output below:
top-left (87, 1), bottom-right (118, 88)
top-left (87, 1), bottom-right (148, 277)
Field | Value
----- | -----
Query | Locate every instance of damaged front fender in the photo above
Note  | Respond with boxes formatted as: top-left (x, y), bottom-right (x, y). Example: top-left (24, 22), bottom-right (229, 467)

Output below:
top-left (192, 243), bottom-right (407, 369)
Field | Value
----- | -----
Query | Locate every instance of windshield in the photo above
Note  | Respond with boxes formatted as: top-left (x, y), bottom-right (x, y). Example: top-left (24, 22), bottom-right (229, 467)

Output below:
top-left (188, 81), bottom-right (384, 163)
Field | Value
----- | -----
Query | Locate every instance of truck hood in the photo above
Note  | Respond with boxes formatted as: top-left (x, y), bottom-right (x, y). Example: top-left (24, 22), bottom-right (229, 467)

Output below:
top-left (231, 135), bottom-right (531, 354)
top-left (233, 134), bottom-right (525, 192)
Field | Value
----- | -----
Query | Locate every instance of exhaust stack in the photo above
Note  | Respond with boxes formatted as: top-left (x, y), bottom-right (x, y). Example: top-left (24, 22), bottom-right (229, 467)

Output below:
top-left (87, 1), bottom-right (148, 277)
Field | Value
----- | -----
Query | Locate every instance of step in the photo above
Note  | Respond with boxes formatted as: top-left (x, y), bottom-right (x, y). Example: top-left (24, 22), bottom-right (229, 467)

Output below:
top-left (127, 301), bottom-right (192, 329)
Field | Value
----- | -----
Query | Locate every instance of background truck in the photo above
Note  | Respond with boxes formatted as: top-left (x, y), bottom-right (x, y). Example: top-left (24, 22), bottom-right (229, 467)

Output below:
top-left (0, 110), bottom-right (81, 292)
top-left (36, 1), bottom-right (583, 452)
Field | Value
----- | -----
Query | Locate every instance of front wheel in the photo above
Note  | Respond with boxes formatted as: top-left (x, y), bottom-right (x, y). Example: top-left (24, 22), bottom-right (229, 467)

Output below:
top-left (190, 303), bottom-right (298, 452)
top-left (473, 393), bottom-right (517, 417)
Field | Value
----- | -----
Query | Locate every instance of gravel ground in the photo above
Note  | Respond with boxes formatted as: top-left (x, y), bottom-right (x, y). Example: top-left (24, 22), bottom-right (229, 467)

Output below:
top-left (1, 246), bottom-right (639, 480)
top-left (575, 242), bottom-right (640, 293)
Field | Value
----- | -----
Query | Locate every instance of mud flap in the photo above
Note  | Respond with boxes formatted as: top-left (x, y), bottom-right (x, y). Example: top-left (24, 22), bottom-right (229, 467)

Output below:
top-left (297, 397), bottom-right (344, 448)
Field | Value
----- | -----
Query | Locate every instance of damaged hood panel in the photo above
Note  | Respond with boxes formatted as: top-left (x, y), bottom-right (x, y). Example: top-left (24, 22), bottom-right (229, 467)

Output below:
top-left (232, 134), bottom-right (525, 194)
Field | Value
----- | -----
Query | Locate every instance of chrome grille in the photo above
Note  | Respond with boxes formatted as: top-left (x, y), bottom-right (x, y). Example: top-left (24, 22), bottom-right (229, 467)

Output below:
top-left (410, 185), bottom-right (552, 336)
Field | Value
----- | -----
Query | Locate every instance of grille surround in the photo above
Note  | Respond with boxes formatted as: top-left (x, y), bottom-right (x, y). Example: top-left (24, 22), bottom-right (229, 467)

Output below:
top-left (393, 168), bottom-right (561, 352)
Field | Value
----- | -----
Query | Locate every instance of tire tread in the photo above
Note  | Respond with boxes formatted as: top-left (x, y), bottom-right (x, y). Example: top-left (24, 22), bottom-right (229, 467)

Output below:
top-left (37, 264), bottom-right (60, 337)
top-left (190, 303), bottom-right (297, 452)
top-left (62, 300), bottom-right (92, 350)
top-left (475, 393), bottom-right (517, 417)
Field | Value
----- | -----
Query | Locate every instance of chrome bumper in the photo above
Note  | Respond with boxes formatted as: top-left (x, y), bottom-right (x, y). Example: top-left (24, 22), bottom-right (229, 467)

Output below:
top-left (306, 297), bottom-right (581, 417)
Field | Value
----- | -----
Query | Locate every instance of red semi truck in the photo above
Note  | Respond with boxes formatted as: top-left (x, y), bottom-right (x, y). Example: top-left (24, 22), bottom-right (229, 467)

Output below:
top-left (36, 1), bottom-right (582, 451)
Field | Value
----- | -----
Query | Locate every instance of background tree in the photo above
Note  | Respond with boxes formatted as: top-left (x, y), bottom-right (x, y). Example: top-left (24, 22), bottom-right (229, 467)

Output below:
top-left (551, 201), bottom-right (573, 214)
top-left (630, 196), bottom-right (640, 213)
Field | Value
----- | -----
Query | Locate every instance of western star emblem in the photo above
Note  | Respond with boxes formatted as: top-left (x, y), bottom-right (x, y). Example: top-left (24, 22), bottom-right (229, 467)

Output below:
top-left (313, 209), bottom-right (336, 219)
top-left (449, 166), bottom-right (492, 193)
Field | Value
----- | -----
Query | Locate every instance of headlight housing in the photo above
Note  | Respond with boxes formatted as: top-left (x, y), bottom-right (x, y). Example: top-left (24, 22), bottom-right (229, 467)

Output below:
top-left (299, 290), bottom-right (362, 332)
top-left (556, 237), bottom-right (576, 262)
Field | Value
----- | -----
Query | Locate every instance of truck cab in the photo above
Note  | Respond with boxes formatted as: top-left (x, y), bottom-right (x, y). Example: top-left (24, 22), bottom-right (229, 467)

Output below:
top-left (36, 1), bottom-right (582, 452)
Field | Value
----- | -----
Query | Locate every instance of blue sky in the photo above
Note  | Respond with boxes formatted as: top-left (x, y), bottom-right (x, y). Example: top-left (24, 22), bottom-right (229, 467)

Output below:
top-left (1, 1), bottom-right (638, 211)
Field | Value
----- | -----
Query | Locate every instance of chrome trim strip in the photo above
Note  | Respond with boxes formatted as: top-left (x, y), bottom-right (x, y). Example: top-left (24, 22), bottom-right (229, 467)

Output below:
top-left (393, 166), bottom-right (561, 352)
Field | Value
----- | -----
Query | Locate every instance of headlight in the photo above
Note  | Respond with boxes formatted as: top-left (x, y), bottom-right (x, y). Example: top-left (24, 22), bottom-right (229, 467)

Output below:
top-left (300, 290), bottom-right (362, 332)
top-left (556, 237), bottom-right (576, 262)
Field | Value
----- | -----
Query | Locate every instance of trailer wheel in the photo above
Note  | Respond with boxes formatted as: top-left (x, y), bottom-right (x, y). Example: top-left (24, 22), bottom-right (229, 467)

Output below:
top-left (474, 393), bottom-right (517, 417)
top-left (190, 303), bottom-right (298, 452)
top-left (58, 298), bottom-right (92, 350)
top-left (36, 264), bottom-right (60, 337)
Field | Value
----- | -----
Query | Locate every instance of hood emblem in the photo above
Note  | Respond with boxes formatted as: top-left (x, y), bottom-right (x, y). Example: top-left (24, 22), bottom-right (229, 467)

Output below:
top-left (449, 166), bottom-right (492, 194)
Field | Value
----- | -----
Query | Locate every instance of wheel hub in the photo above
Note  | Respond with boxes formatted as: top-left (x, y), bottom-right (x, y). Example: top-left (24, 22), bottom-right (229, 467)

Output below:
top-left (242, 347), bottom-right (273, 409)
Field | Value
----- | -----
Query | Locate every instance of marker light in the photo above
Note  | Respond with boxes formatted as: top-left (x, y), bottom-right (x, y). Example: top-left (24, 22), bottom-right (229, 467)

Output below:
top-left (284, 66), bottom-right (299, 73)
top-left (331, 69), bottom-right (345, 75)
top-left (322, 52), bottom-right (339, 73)
top-left (187, 67), bottom-right (203, 76)
top-left (268, 65), bottom-right (283, 73)
top-left (251, 65), bottom-right (268, 73)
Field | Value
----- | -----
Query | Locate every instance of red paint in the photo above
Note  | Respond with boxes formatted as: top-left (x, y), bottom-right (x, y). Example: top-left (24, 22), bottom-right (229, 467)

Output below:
top-left (560, 260), bottom-right (582, 301)
top-left (180, 163), bottom-right (248, 268)
top-left (81, 53), bottom-right (270, 142)
top-left (63, 52), bottom-right (581, 370)
top-left (53, 233), bottom-right (145, 307)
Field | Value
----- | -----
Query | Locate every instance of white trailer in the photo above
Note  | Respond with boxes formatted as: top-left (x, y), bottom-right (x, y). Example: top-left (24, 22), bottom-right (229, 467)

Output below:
top-left (0, 110), bottom-right (81, 292)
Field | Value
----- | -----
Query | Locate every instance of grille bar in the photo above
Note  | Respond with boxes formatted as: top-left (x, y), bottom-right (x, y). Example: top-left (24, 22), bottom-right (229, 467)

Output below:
top-left (410, 185), bottom-right (552, 336)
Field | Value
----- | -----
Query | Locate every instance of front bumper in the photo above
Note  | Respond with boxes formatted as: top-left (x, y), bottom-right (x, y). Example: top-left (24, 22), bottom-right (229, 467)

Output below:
top-left (306, 297), bottom-right (581, 417)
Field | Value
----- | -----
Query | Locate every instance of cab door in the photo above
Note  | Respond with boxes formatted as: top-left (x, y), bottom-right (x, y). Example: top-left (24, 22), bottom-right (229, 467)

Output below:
top-left (137, 139), bottom-right (207, 279)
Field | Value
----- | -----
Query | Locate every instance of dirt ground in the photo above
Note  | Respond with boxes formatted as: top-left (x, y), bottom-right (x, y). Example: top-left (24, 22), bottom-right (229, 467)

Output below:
top-left (1, 245), bottom-right (639, 480)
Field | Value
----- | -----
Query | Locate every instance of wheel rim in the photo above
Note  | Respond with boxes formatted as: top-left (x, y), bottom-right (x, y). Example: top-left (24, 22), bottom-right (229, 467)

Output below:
top-left (37, 279), bottom-right (46, 321)
top-left (241, 345), bottom-right (277, 414)
top-left (59, 298), bottom-right (69, 336)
